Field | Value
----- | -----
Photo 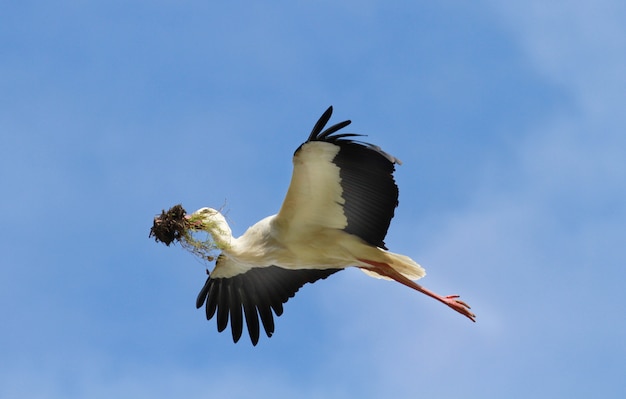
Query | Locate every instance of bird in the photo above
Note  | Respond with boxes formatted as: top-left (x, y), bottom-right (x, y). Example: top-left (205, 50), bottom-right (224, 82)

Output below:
top-left (185, 106), bottom-right (475, 345)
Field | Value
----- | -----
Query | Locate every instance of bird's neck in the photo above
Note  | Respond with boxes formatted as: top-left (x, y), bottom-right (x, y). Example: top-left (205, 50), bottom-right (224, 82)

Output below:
top-left (199, 214), bottom-right (234, 251)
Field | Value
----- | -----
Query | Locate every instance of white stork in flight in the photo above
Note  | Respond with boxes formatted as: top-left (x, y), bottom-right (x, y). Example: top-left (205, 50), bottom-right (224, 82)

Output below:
top-left (187, 106), bottom-right (474, 345)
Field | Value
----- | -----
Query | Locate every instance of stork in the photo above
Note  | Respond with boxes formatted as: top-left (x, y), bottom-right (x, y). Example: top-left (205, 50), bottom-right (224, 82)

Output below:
top-left (164, 106), bottom-right (475, 345)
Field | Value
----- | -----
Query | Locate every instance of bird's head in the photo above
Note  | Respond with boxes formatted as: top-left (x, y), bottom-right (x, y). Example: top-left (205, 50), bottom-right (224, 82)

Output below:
top-left (187, 207), bottom-right (233, 249)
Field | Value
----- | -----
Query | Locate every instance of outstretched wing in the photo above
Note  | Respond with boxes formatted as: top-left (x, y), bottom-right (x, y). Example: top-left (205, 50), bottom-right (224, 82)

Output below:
top-left (275, 106), bottom-right (400, 249)
top-left (196, 255), bottom-right (340, 345)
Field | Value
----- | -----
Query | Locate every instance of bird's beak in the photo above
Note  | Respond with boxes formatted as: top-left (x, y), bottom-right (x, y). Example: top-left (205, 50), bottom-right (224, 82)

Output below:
top-left (185, 213), bottom-right (206, 231)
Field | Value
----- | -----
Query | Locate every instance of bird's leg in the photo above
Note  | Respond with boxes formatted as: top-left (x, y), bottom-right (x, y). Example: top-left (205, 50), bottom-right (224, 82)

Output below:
top-left (357, 259), bottom-right (476, 322)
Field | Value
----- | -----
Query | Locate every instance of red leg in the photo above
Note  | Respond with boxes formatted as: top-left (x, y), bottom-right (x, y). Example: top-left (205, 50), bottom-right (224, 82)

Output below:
top-left (358, 259), bottom-right (476, 322)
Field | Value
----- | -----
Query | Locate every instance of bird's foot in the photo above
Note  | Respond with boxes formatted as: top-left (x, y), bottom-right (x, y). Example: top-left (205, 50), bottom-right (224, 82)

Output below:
top-left (442, 295), bottom-right (476, 322)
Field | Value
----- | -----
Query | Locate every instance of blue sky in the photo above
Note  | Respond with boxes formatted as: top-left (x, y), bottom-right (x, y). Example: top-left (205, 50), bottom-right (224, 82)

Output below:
top-left (2, 1), bottom-right (625, 397)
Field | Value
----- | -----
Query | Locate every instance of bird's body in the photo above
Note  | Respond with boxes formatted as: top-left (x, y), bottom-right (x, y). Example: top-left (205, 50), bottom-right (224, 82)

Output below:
top-left (200, 209), bottom-right (422, 278)
top-left (181, 106), bottom-right (474, 345)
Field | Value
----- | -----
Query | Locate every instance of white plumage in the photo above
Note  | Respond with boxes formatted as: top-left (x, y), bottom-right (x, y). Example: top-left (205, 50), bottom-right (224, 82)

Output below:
top-left (190, 106), bottom-right (475, 345)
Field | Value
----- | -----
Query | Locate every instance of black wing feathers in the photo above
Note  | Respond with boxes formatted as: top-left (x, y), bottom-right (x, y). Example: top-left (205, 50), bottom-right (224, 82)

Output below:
top-left (196, 265), bottom-right (341, 345)
top-left (307, 106), bottom-right (336, 141)
top-left (318, 120), bottom-right (353, 139)
top-left (334, 143), bottom-right (398, 249)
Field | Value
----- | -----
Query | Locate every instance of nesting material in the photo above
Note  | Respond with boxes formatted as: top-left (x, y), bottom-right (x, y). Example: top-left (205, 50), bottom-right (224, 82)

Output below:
top-left (150, 204), bottom-right (217, 262)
